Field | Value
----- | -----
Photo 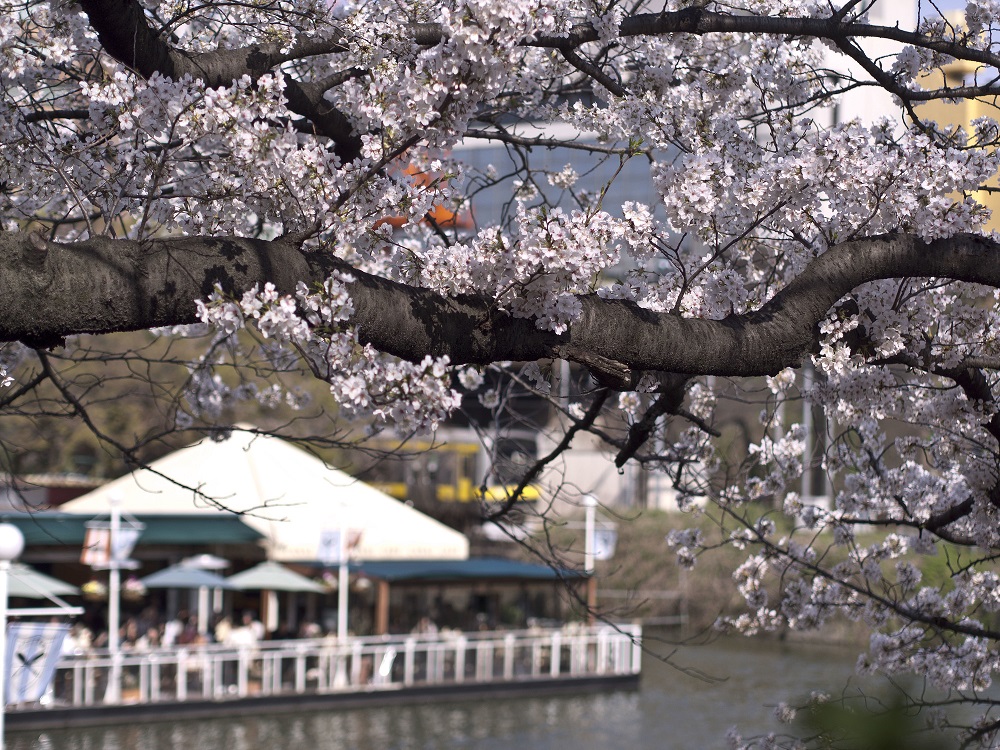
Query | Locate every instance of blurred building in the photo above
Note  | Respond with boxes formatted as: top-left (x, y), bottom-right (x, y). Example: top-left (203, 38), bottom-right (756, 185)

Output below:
top-left (917, 12), bottom-right (1000, 230)
top-left (0, 473), bottom-right (102, 511)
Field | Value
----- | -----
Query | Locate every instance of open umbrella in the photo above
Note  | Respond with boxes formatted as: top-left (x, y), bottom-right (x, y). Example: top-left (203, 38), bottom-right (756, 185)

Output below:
top-left (226, 562), bottom-right (326, 593)
top-left (141, 565), bottom-right (236, 590)
top-left (227, 562), bottom-right (326, 635)
top-left (8, 563), bottom-right (79, 599)
top-left (142, 564), bottom-right (238, 635)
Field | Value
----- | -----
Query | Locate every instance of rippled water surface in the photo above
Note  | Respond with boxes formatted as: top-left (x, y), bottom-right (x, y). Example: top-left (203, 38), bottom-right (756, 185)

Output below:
top-left (11, 636), bottom-right (868, 750)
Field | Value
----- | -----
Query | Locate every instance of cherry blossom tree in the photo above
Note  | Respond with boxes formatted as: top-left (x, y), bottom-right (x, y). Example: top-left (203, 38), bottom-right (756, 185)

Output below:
top-left (2, 0), bottom-right (1000, 745)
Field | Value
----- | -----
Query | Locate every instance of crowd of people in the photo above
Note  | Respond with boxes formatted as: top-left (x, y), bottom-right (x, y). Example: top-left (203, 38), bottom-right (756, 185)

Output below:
top-left (60, 608), bottom-right (326, 655)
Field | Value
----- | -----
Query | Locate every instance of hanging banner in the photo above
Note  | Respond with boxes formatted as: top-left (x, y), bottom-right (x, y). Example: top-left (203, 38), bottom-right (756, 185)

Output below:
top-left (81, 526), bottom-right (142, 568)
top-left (593, 527), bottom-right (618, 561)
top-left (80, 527), bottom-right (110, 566)
top-left (5, 622), bottom-right (69, 704)
top-left (112, 527), bottom-right (142, 562)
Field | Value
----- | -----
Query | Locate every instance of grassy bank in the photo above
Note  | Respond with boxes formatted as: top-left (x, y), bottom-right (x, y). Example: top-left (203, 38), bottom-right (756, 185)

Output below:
top-left (534, 507), bottom-right (872, 646)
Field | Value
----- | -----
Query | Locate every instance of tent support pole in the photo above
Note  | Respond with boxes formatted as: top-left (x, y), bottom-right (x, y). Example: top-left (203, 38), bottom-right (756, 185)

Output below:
top-left (376, 581), bottom-right (390, 636)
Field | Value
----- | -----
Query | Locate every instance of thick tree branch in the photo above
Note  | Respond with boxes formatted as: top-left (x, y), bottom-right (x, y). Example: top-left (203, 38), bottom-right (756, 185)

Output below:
top-left (79, 0), bottom-right (347, 83)
top-left (1, 232), bottom-right (1000, 381)
top-left (78, 0), bottom-right (361, 161)
top-left (414, 9), bottom-right (1000, 72)
top-left (0, 232), bottom-right (312, 347)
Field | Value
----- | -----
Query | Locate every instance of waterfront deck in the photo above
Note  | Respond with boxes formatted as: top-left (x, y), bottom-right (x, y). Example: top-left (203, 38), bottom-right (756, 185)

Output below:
top-left (9, 624), bottom-right (641, 729)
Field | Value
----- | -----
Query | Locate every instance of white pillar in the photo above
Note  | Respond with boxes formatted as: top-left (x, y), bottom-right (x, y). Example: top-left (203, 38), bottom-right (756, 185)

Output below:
top-left (0, 523), bottom-right (25, 750)
top-left (0, 559), bottom-right (9, 750)
top-left (337, 515), bottom-right (348, 640)
top-left (106, 498), bottom-right (122, 704)
top-left (108, 498), bottom-right (121, 654)
top-left (584, 494), bottom-right (597, 574)
top-left (197, 586), bottom-right (209, 635)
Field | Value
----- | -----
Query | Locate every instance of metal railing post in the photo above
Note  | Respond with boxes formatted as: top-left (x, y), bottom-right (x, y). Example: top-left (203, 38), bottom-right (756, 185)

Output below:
top-left (631, 626), bottom-right (642, 674)
top-left (403, 638), bottom-right (415, 686)
top-left (597, 629), bottom-right (608, 675)
top-left (295, 649), bottom-right (306, 693)
top-left (73, 663), bottom-right (83, 706)
top-left (237, 648), bottom-right (249, 697)
top-left (151, 658), bottom-right (161, 702)
top-left (83, 663), bottom-right (95, 706)
top-left (454, 636), bottom-right (466, 683)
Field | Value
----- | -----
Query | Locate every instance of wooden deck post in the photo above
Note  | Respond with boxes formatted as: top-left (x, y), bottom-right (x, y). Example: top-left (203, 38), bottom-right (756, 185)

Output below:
top-left (375, 580), bottom-right (390, 635)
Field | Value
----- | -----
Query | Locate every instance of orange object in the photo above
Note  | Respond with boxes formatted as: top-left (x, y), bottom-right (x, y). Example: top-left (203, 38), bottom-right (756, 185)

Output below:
top-left (375, 164), bottom-right (472, 230)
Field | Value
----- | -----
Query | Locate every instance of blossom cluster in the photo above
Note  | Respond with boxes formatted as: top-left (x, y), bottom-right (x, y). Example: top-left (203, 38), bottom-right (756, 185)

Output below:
top-left (195, 277), bottom-right (460, 433)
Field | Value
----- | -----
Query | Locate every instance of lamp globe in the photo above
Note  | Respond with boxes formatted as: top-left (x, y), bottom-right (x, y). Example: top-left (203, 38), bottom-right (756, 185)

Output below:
top-left (0, 524), bottom-right (24, 562)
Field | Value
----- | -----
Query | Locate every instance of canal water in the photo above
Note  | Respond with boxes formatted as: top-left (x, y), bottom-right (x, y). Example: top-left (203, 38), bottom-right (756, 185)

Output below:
top-left (10, 635), bottom-right (871, 750)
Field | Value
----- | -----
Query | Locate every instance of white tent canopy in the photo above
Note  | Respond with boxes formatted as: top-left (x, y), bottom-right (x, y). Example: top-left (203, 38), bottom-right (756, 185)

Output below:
top-left (59, 430), bottom-right (469, 562)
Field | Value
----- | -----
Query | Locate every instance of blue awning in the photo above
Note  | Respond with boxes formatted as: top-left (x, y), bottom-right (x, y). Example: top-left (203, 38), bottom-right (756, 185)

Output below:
top-left (0, 512), bottom-right (264, 546)
top-left (344, 557), bottom-right (586, 583)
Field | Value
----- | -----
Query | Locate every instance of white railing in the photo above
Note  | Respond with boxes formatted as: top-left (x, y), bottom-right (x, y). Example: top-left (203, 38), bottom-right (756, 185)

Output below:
top-left (35, 624), bottom-right (641, 709)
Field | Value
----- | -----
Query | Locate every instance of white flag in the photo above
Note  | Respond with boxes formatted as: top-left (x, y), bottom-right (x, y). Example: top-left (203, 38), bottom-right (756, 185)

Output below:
top-left (5, 622), bottom-right (69, 704)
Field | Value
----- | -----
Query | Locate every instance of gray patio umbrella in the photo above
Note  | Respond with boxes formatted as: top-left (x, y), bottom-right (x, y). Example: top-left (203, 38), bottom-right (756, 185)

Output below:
top-left (8, 563), bottom-right (79, 599)
top-left (141, 565), bottom-right (237, 590)
top-left (226, 562), bottom-right (326, 593)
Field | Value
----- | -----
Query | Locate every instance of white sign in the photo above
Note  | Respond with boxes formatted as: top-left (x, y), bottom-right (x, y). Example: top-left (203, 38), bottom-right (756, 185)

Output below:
top-left (317, 530), bottom-right (339, 565)
top-left (5, 622), bottom-right (69, 704)
top-left (317, 529), bottom-right (362, 565)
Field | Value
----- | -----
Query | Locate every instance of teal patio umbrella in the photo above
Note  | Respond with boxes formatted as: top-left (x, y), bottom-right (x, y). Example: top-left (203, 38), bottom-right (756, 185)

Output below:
top-left (8, 564), bottom-right (79, 599)
top-left (141, 565), bottom-right (236, 590)
top-left (142, 564), bottom-right (238, 634)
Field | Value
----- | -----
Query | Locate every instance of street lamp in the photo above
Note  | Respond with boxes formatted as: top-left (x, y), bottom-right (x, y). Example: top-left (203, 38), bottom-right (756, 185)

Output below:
top-left (0, 523), bottom-right (25, 750)
top-left (583, 495), bottom-right (598, 623)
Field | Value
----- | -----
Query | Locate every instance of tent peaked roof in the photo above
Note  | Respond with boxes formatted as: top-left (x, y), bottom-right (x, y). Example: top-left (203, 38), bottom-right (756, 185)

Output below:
top-left (59, 429), bottom-right (469, 563)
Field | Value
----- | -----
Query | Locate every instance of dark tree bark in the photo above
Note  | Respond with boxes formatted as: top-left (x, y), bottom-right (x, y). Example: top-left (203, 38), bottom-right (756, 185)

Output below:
top-left (3, 231), bottom-right (998, 381)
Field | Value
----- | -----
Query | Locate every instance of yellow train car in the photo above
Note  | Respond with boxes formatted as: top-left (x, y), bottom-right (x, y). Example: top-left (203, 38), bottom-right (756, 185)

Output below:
top-left (359, 433), bottom-right (542, 505)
